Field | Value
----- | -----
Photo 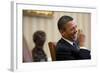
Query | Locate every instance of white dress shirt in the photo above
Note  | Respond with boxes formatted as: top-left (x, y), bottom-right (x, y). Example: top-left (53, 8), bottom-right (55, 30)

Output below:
top-left (80, 46), bottom-right (90, 51)
top-left (62, 37), bottom-right (73, 46)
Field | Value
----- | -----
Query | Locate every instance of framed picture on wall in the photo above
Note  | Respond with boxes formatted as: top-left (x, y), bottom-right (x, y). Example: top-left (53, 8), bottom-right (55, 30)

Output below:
top-left (11, 1), bottom-right (97, 71)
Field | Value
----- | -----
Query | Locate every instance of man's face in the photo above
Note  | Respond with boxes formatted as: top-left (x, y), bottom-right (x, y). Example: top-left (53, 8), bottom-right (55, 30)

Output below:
top-left (62, 20), bottom-right (78, 42)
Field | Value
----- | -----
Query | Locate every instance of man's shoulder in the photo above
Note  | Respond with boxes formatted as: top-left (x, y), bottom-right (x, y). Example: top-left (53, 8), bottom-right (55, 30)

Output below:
top-left (56, 38), bottom-right (71, 50)
top-left (57, 38), bottom-right (66, 46)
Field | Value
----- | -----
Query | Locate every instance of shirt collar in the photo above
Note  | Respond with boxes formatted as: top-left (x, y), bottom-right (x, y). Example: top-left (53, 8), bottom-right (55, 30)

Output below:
top-left (62, 37), bottom-right (73, 45)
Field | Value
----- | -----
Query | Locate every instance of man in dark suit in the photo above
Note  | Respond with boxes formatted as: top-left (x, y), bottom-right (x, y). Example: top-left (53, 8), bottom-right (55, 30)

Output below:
top-left (56, 15), bottom-right (91, 61)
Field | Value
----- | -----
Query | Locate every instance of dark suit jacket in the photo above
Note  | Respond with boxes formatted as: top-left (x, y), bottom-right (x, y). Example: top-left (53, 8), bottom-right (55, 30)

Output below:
top-left (79, 48), bottom-right (91, 59)
top-left (56, 38), bottom-right (91, 61)
top-left (56, 38), bottom-right (80, 61)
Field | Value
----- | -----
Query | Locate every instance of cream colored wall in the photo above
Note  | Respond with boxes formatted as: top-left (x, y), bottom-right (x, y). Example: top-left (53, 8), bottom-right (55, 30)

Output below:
top-left (23, 12), bottom-right (91, 60)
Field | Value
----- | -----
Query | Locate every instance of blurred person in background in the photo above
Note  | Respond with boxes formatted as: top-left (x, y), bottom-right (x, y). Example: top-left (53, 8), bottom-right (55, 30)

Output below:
top-left (32, 30), bottom-right (47, 62)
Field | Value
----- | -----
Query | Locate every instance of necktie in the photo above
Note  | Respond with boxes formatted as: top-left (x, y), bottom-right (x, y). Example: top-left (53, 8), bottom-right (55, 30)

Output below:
top-left (73, 42), bottom-right (79, 50)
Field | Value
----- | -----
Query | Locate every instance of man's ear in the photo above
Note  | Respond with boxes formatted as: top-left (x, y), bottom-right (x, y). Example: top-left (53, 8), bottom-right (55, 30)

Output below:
top-left (60, 30), bottom-right (65, 36)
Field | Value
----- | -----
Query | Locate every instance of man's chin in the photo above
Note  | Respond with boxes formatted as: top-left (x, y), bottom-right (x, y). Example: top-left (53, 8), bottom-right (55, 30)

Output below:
top-left (72, 37), bottom-right (77, 41)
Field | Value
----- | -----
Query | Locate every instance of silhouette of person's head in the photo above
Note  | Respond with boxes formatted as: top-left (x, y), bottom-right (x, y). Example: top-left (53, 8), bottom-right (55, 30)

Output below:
top-left (33, 31), bottom-right (46, 48)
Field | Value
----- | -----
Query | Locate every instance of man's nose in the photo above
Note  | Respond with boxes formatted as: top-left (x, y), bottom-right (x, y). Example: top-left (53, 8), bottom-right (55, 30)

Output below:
top-left (74, 28), bottom-right (77, 33)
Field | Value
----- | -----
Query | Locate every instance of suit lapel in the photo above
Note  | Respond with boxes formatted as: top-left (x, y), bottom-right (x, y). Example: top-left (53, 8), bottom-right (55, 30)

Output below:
top-left (61, 38), bottom-right (79, 51)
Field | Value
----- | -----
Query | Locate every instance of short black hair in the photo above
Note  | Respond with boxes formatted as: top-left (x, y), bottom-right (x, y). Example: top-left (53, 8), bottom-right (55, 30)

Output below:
top-left (57, 15), bottom-right (73, 30)
top-left (33, 31), bottom-right (46, 46)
